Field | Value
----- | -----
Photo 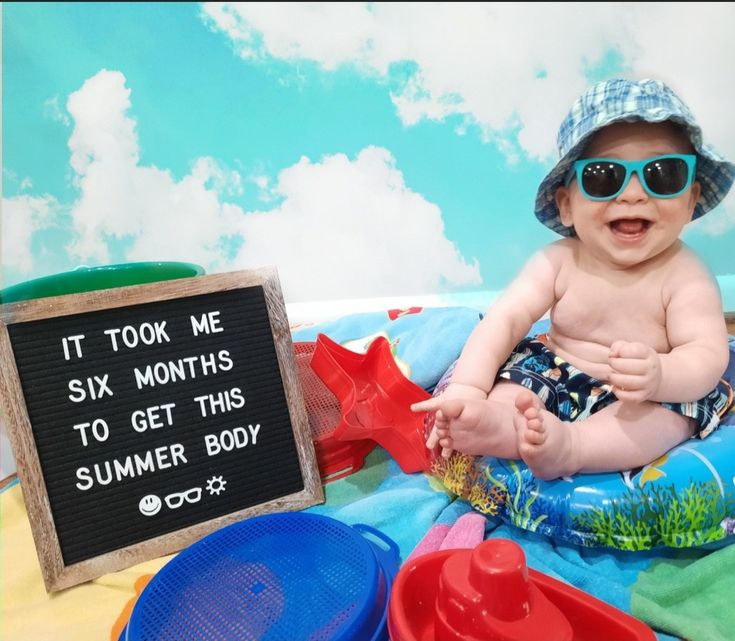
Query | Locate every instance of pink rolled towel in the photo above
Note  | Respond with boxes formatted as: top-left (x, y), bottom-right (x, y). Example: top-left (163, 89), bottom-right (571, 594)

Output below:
top-left (405, 524), bottom-right (451, 563)
top-left (406, 512), bottom-right (486, 563)
top-left (439, 512), bottom-right (486, 551)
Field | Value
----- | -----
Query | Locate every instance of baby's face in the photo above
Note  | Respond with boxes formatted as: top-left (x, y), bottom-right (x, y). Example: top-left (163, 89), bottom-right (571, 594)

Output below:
top-left (555, 121), bottom-right (701, 269)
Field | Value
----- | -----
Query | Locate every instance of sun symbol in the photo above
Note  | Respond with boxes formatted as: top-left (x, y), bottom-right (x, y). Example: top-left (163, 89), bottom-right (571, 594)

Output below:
top-left (206, 475), bottom-right (227, 496)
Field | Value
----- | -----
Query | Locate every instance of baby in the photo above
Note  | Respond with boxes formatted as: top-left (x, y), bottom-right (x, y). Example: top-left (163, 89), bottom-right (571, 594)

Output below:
top-left (412, 78), bottom-right (735, 480)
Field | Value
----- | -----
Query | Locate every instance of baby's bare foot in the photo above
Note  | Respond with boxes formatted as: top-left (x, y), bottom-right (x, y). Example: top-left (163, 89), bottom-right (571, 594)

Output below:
top-left (424, 397), bottom-right (517, 457)
top-left (441, 398), bottom-right (498, 454)
top-left (513, 390), bottom-right (578, 480)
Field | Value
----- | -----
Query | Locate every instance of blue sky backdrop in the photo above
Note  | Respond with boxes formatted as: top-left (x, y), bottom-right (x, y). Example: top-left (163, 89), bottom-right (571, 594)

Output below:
top-left (4, 3), bottom-right (735, 306)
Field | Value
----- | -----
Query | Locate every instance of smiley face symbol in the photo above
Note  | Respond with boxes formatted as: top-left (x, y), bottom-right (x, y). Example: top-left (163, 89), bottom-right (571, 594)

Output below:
top-left (139, 494), bottom-right (162, 517)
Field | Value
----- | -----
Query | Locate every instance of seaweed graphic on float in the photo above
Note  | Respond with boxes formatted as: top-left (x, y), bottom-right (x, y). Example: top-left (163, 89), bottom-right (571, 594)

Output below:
top-left (431, 452), bottom-right (478, 499)
top-left (478, 460), bottom-right (597, 546)
top-left (482, 460), bottom-right (547, 532)
top-left (434, 455), bottom-right (580, 536)
top-left (470, 468), bottom-right (505, 517)
top-left (572, 479), bottom-right (735, 551)
top-left (432, 454), bottom-right (507, 516)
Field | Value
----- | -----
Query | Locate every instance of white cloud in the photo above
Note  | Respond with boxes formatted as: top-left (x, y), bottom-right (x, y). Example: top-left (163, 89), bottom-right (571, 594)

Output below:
top-left (231, 146), bottom-right (481, 302)
top-left (201, 2), bottom-right (735, 230)
top-left (620, 4), bottom-right (735, 161)
top-left (688, 191), bottom-right (735, 236)
top-left (53, 69), bottom-right (479, 302)
top-left (64, 70), bottom-right (244, 269)
top-left (201, 2), bottom-right (627, 160)
top-left (201, 2), bottom-right (377, 70)
top-left (44, 95), bottom-right (72, 127)
top-left (202, 3), bottom-right (735, 158)
top-left (2, 194), bottom-right (58, 273)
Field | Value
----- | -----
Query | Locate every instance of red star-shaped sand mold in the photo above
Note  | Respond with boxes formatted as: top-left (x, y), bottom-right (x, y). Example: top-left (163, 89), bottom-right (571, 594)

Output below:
top-left (310, 333), bottom-right (432, 473)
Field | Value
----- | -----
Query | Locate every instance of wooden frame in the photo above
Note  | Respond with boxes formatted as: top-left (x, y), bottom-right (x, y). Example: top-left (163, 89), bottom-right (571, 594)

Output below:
top-left (0, 268), bottom-right (323, 591)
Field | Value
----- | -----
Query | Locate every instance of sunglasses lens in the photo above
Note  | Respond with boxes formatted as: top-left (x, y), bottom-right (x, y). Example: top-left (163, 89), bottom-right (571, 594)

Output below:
top-left (643, 157), bottom-right (690, 195)
top-left (166, 495), bottom-right (183, 509)
top-left (580, 161), bottom-right (626, 198)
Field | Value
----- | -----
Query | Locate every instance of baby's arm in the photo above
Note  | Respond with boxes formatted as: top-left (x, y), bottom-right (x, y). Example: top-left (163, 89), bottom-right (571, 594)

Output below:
top-left (416, 246), bottom-right (561, 455)
top-left (609, 254), bottom-right (729, 403)
top-left (415, 244), bottom-right (563, 407)
top-left (449, 248), bottom-right (561, 393)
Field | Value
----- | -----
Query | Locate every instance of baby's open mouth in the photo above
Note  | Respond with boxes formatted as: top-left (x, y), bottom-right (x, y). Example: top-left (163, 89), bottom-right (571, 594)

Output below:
top-left (609, 219), bottom-right (652, 236)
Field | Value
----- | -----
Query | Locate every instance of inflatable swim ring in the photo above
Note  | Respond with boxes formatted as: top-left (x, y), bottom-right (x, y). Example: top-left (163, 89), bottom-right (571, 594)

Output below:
top-left (430, 338), bottom-right (735, 551)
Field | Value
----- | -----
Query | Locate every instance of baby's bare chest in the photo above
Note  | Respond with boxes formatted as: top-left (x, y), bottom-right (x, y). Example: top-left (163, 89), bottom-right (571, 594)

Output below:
top-left (551, 271), bottom-right (669, 348)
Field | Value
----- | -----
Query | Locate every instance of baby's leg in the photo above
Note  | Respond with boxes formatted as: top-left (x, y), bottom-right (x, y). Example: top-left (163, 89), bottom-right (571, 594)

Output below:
top-left (514, 390), bottom-right (696, 480)
top-left (436, 380), bottom-right (528, 458)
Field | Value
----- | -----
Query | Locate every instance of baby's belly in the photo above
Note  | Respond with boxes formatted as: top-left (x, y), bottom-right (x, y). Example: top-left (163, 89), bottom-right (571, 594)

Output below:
top-left (543, 333), bottom-right (616, 382)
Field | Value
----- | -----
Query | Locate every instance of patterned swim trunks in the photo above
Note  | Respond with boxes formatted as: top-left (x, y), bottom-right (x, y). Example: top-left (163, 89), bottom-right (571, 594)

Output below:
top-left (497, 335), bottom-right (734, 438)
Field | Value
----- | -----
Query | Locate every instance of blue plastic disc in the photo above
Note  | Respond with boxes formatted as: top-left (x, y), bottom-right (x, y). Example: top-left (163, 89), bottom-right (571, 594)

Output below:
top-left (123, 512), bottom-right (399, 641)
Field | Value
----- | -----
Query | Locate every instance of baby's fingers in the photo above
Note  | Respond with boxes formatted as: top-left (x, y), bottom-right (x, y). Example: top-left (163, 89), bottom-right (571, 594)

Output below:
top-left (609, 340), bottom-right (649, 360)
top-left (426, 425), bottom-right (441, 448)
top-left (611, 386), bottom-right (649, 404)
top-left (411, 397), bottom-right (444, 413)
top-left (608, 372), bottom-right (644, 392)
top-left (439, 434), bottom-right (454, 458)
top-left (608, 357), bottom-right (649, 376)
top-left (412, 397), bottom-right (465, 421)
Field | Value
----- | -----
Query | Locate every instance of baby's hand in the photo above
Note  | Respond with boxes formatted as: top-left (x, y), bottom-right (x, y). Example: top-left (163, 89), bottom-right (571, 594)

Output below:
top-left (412, 398), bottom-right (453, 458)
top-left (411, 385), bottom-right (463, 458)
top-left (411, 382), bottom-right (486, 458)
top-left (608, 340), bottom-right (662, 403)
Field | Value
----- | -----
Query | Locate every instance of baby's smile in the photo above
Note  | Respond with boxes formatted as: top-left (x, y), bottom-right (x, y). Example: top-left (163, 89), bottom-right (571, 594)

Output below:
top-left (608, 217), bottom-right (652, 240)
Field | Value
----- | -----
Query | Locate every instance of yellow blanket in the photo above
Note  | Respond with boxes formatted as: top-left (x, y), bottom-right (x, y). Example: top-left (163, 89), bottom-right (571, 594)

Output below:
top-left (1, 484), bottom-right (172, 641)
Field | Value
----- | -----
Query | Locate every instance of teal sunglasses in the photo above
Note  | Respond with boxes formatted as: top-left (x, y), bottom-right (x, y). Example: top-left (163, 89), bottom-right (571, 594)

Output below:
top-left (564, 154), bottom-right (697, 201)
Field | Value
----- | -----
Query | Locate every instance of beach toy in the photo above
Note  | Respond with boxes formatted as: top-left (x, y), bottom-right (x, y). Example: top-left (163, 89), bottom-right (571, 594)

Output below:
top-left (388, 538), bottom-right (657, 641)
top-left (310, 333), bottom-right (432, 473)
top-left (294, 341), bottom-right (377, 482)
top-left (0, 261), bottom-right (204, 304)
top-left (428, 339), bottom-right (735, 551)
top-left (120, 512), bottom-right (400, 641)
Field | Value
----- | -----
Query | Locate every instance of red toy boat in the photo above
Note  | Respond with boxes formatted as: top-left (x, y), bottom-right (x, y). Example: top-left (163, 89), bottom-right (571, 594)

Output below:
top-left (388, 538), bottom-right (657, 641)
top-left (310, 333), bottom-right (432, 473)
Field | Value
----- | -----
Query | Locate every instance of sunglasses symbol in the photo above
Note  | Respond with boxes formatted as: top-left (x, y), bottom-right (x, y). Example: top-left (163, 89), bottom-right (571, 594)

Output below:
top-left (165, 487), bottom-right (202, 509)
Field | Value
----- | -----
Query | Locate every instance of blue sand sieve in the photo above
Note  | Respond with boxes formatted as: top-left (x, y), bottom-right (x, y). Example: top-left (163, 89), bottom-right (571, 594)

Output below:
top-left (121, 512), bottom-right (400, 641)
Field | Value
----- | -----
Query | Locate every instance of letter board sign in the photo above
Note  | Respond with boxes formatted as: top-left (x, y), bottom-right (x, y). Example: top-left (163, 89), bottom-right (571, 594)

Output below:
top-left (0, 268), bottom-right (323, 591)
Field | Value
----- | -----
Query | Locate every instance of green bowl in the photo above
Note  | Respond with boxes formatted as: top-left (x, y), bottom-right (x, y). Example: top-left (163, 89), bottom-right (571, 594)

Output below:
top-left (0, 262), bottom-right (205, 304)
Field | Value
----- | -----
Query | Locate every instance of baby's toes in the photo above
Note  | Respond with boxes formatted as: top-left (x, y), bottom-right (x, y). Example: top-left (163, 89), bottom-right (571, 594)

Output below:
top-left (523, 425), bottom-right (547, 445)
top-left (525, 408), bottom-right (546, 432)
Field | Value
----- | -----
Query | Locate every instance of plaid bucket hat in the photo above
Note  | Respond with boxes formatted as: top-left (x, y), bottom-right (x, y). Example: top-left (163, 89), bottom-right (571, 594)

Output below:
top-left (535, 78), bottom-right (735, 236)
